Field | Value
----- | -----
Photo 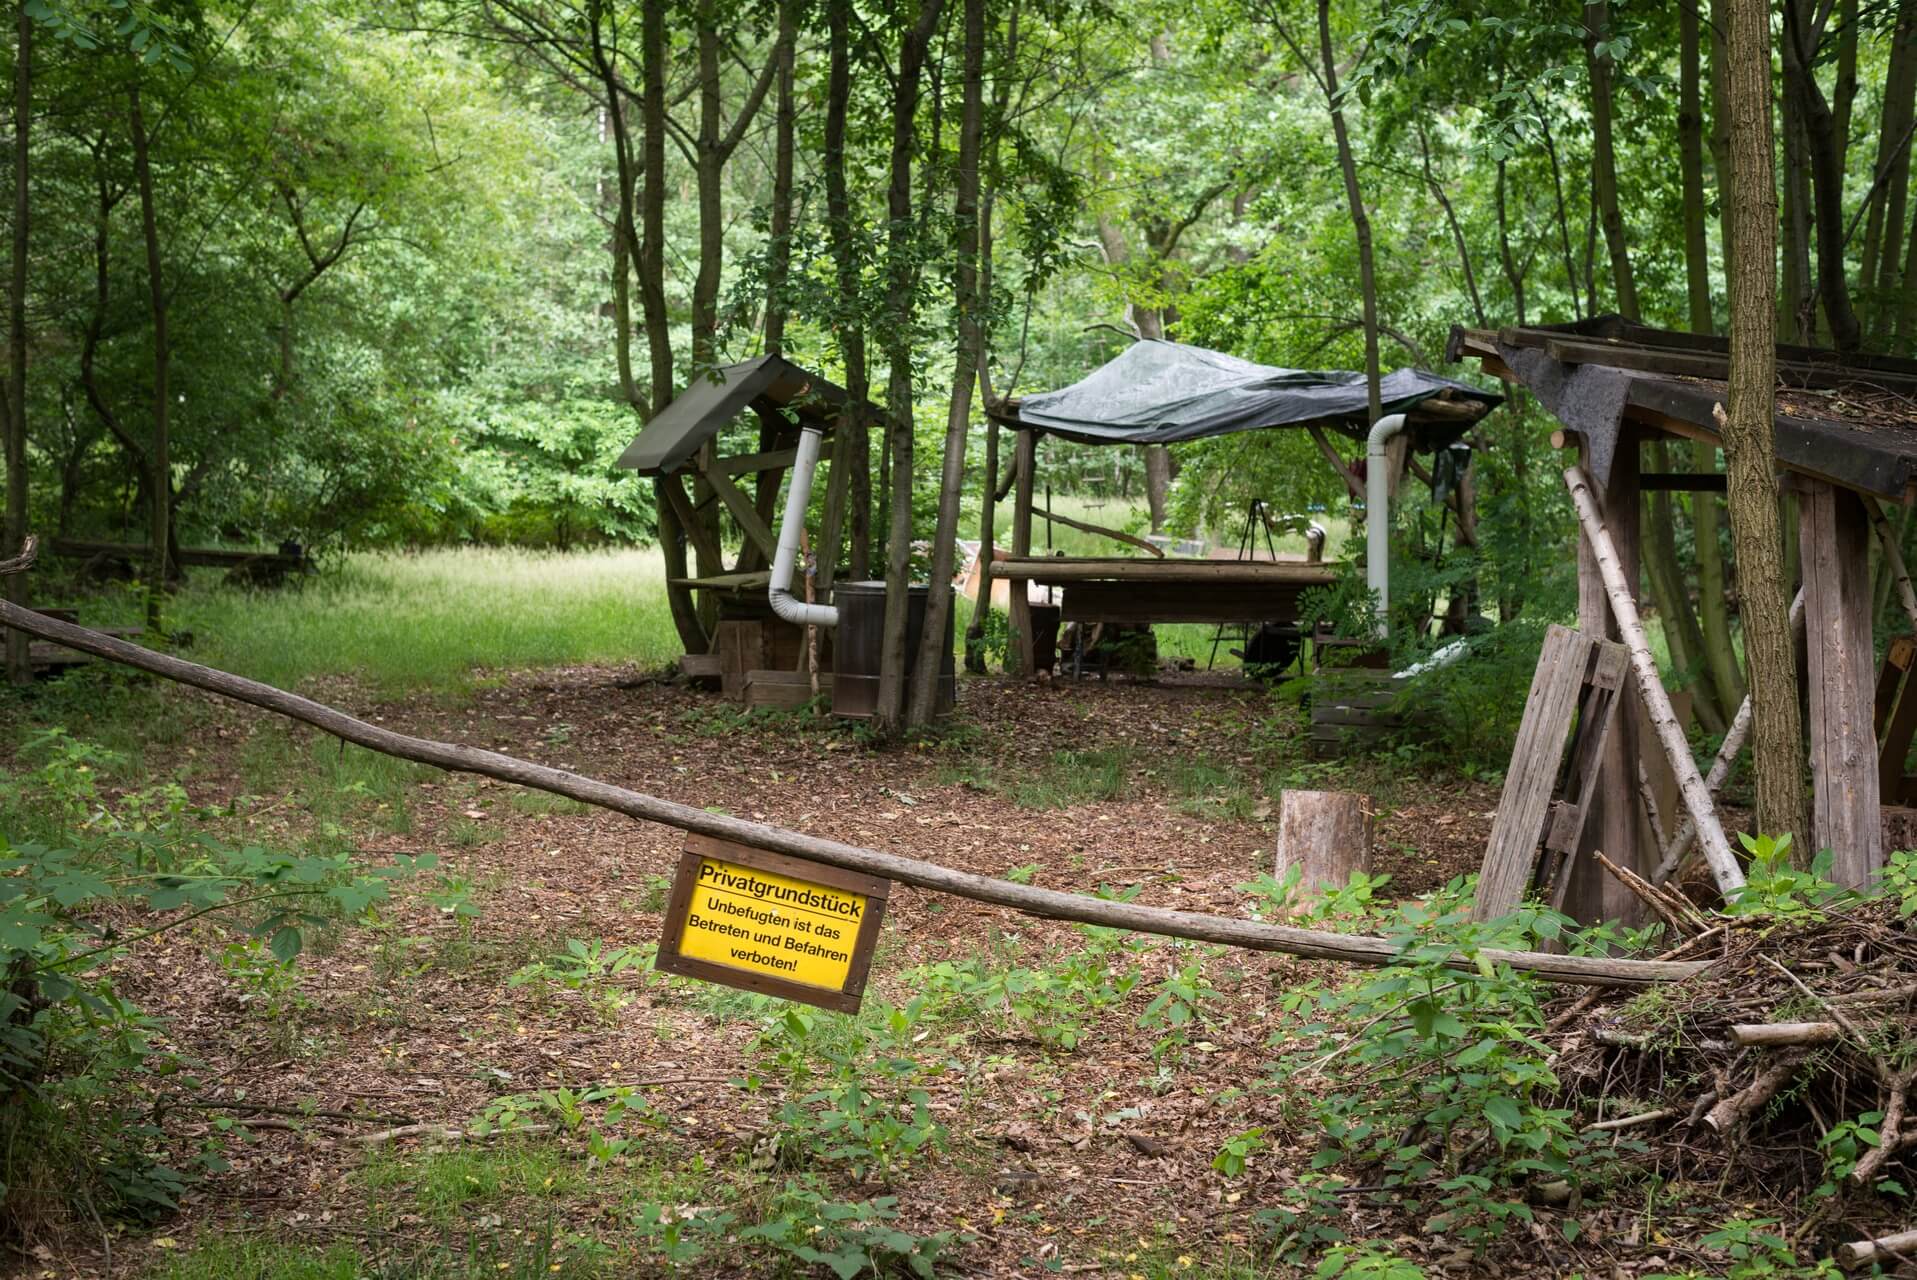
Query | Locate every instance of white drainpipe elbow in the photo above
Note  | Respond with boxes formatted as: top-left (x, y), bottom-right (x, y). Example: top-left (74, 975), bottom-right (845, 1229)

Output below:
top-left (1366, 413), bottom-right (1408, 638)
top-left (768, 425), bottom-right (839, 628)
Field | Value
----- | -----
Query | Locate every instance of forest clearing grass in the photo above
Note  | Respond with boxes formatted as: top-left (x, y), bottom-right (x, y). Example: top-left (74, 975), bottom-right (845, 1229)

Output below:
top-left (167, 546), bottom-right (683, 695)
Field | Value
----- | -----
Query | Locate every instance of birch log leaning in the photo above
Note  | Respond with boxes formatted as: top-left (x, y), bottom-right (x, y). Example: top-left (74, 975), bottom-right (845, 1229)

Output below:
top-left (0, 540), bottom-right (1705, 989)
top-left (1864, 493), bottom-right (1917, 635)
top-left (1564, 467), bottom-right (1746, 896)
top-left (1652, 587), bottom-right (1806, 885)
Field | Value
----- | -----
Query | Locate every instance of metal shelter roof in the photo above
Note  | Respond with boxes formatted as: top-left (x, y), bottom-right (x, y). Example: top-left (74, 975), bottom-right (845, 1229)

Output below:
top-left (614, 354), bottom-right (860, 477)
top-left (990, 339), bottom-right (1502, 446)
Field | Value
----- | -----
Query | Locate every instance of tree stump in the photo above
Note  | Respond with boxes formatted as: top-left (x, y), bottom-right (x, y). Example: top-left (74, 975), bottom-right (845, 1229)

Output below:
top-left (1273, 790), bottom-right (1373, 898)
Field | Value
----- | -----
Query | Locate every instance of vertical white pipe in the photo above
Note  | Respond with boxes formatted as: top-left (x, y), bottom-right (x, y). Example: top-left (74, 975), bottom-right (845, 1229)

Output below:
top-left (768, 426), bottom-right (839, 627)
top-left (1365, 412), bottom-right (1408, 636)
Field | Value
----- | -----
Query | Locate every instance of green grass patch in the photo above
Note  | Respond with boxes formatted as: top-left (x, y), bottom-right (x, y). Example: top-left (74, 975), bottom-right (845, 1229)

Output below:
top-left (166, 546), bottom-right (683, 695)
top-left (145, 1237), bottom-right (368, 1280)
top-left (358, 1142), bottom-right (588, 1225)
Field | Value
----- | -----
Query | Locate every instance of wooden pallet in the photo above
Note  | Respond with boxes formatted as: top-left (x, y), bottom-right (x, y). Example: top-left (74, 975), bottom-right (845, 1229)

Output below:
top-left (1474, 625), bottom-right (1629, 921)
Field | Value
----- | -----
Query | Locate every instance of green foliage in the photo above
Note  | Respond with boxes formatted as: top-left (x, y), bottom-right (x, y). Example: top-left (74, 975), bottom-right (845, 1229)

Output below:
top-left (740, 1189), bottom-right (962, 1280)
top-left (0, 733), bottom-right (424, 1233)
top-left (1724, 834), bottom-right (1853, 922)
top-left (508, 939), bottom-right (654, 1024)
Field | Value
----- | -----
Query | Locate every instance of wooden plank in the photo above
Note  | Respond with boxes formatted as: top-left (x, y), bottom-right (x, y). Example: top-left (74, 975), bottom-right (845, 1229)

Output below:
top-left (999, 557), bottom-right (1338, 584)
top-left (716, 447), bottom-right (799, 475)
top-left (1874, 636), bottom-right (1916, 737)
top-left (1475, 626), bottom-right (1603, 922)
top-left (1802, 481), bottom-right (1884, 886)
top-left (700, 460), bottom-right (780, 561)
top-left (1564, 430), bottom-right (1647, 926)
top-left (680, 653), bottom-right (723, 678)
top-left (1009, 429), bottom-right (1037, 676)
top-left (1640, 471), bottom-right (1726, 492)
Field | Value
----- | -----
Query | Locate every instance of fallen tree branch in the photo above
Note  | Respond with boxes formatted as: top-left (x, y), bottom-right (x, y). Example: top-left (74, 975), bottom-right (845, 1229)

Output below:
top-left (1704, 1053), bottom-right (1808, 1134)
top-left (1595, 850), bottom-right (1712, 937)
top-left (353, 1123), bottom-right (555, 1146)
top-left (1729, 1022), bottom-right (1842, 1047)
top-left (1582, 1107), bottom-right (1677, 1133)
top-left (0, 565), bottom-right (1708, 989)
top-left (1865, 493), bottom-right (1917, 635)
top-left (1839, 1226), bottom-right (1917, 1269)
top-left (1564, 468), bottom-right (1744, 896)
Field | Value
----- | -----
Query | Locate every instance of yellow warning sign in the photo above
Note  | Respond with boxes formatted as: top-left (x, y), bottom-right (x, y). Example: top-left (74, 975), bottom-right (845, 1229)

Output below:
top-left (655, 836), bottom-right (890, 1012)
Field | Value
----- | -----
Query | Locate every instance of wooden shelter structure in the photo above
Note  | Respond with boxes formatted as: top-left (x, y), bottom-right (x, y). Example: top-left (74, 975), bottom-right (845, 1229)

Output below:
top-left (1449, 313), bottom-right (1917, 921)
top-left (986, 340), bottom-right (1502, 675)
top-left (616, 355), bottom-right (871, 700)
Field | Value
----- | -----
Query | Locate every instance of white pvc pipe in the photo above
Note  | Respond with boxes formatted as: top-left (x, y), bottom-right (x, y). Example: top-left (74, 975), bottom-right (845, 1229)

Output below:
top-left (1366, 412), bottom-right (1408, 636)
top-left (768, 426), bottom-right (838, 628)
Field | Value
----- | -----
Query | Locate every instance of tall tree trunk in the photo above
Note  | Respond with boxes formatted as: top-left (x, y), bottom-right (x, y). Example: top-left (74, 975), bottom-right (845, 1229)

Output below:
top-left (908, 0), bottom-right (983, 727)
top-left (1724, 0), bottom-right (1809, 842)
top-left (824, 0), bottom-right (872, 581)
top-left (873, 0), bottom-right (945, 734)
top-left (1782, 0), bottom-right (1863, 350)
top-left (1319, 0), bottom-right (1380, 423)
top-left (1681, 0), bottom-right (1746, 714)
top-left (633, 0), bottom-right (706, 655)
top-left (5, 2), bottom-right (28, 685)
top-left (1585, 0), bottom-right (1640, 322)
top-left (763, 1), bottom-right (796, 354)
top-left (1865, 8), bottom-right (1917, 342)
top-left (1778, 44), bottom-right (1816, 345)
top-left (129, 84), bottom-right (168, 638)
top-left (965, 1), bottom-right (1018, 671)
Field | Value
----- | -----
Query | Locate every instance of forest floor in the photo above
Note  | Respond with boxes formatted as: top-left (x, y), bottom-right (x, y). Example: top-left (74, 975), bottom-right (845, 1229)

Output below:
top-left (9, 652), bottom-right (1526, 1279)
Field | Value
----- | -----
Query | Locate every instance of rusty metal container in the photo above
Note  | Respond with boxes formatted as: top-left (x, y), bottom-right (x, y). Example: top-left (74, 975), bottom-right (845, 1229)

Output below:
top-left (830, 581), bottom-right (955, 720)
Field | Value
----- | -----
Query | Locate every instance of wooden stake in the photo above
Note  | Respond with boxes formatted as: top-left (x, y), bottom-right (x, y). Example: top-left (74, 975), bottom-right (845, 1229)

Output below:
top-left (0, 555), bottom-right (1704, 990)
top-left (1564, 466), bottom-right (1745, 895)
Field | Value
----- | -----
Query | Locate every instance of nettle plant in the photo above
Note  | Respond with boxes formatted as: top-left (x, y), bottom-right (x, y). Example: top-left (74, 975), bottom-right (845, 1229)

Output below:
top-left (0, 730), bottom-right (425, 1226)
top-left (1254, 882), bottom-right (1600, 1251)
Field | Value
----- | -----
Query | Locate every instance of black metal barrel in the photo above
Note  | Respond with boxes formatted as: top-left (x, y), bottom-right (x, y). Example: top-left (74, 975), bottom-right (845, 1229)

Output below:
top-left (830, 582), bottom-right (956, 720)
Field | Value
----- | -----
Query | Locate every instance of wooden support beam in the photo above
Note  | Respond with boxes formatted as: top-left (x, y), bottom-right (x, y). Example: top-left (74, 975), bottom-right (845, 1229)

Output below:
top-left (716, 447), bottom-right (800, 476)
top-left (1009, 429), bottom-right (1037, 676)
top-left (700, 460), bottom-right (779, 561)
top-left (662, 473), bottom-right (725, 572)
top-left (1565, 431), bottom-right (1651, 925)
top-left (1307, 424), bottom-right (1365, 502)
top-left (1801, 480), bottom-right (1884, 887)
top-left (1565, 461), bottom-right (1746, 899)
top-left (1640, 472), bottom-right (1727, 492)
top-left (1034, 508), bottom-right (1164, 557)
top-left (0, 577), bottom-right (1711, 989)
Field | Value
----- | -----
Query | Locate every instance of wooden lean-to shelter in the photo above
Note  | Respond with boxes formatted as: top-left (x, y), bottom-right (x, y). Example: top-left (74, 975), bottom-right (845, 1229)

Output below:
top-left (616, 354), bottom-right (872, 705)
top-left (1451, 314), bottom-right (1917, 923)
top-left (986, 339), bottom-right (1503, 676)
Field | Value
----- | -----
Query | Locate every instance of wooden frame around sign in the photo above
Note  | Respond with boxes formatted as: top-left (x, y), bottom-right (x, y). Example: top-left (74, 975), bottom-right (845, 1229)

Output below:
top-left (653, 833), bottom-right (892, 1013)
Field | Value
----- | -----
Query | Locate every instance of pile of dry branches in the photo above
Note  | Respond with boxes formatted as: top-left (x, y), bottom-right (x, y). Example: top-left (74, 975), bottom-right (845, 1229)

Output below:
top-left (1552, 897), bottom-right (1917, 1267)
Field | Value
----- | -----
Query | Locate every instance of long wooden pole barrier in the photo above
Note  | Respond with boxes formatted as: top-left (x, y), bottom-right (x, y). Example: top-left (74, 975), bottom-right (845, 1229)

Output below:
top-left (0, 542), bottom-right (1704, 988)
top-left (1651, 587), bottom-right (1806, 886)
top-left (1564, 467), bottom-right (1746, 896)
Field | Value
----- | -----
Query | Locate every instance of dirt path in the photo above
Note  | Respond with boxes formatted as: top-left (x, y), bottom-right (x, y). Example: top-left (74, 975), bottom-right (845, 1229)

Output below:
top-left (47, 668), bottom-right (1503, 1277)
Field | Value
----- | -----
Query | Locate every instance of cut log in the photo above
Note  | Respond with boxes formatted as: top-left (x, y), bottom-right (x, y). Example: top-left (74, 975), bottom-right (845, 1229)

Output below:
top-left (1564, 467), bottom-right (1745, 895)
top-left (1273, 791), bottom-right (1372, 897)
top-left (1839, 1227), bottom-right (1917, 1269)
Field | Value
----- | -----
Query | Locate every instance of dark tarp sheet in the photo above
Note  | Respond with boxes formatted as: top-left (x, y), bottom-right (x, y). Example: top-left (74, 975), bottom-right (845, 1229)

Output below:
top-left (1012, 340), bottom-right (1502, 445)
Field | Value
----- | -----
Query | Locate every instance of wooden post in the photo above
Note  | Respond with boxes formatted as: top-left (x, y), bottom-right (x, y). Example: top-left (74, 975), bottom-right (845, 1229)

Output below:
top-left (1008, 428), bottom-right (1036, 676)
top-left (1565, 429), bottom-right (1648, 925)
top-left (1800, 479), bottom-right (1883, 886)
top-left (1273, 791), bottom-right (1372, 897)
